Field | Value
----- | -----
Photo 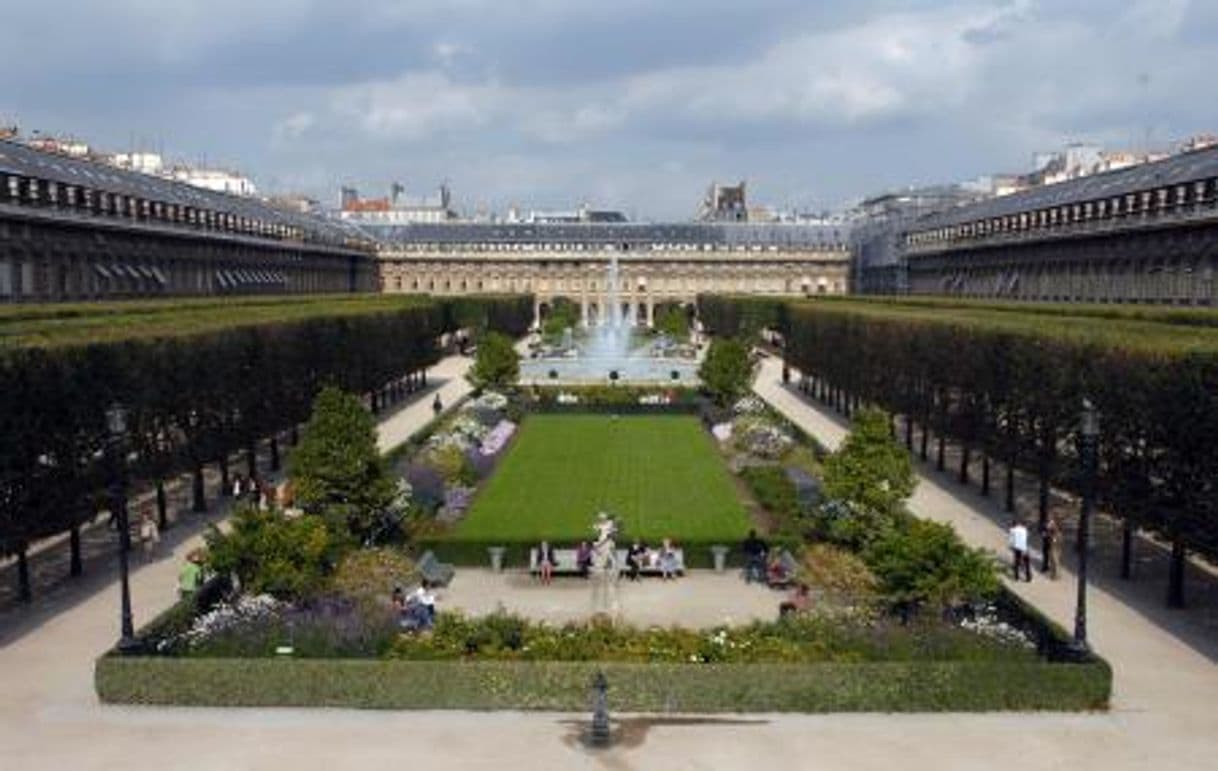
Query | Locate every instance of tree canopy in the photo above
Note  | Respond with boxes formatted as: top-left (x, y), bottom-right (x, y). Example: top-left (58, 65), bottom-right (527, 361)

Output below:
top-left (698, 337), bottom-right (754, 406)
top-left (468, 332), bottom-right (520, 391)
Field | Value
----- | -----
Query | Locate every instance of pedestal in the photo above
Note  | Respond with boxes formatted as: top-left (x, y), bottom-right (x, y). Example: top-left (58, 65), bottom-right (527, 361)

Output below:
top-left (488, 546), bottom-right (506, 573)
top-left (710, 545), bottom-right (730, 573)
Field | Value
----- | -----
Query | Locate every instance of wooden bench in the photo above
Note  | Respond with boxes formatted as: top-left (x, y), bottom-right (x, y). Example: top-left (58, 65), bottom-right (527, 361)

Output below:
top-left (417, 550), bottom-right (455, 587)
top-left (529, 547), bottom-right (686, 577)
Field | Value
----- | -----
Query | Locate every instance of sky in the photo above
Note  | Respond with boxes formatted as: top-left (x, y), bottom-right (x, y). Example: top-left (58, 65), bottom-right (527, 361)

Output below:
top-left (1, 0), bottom-right (1215, 220)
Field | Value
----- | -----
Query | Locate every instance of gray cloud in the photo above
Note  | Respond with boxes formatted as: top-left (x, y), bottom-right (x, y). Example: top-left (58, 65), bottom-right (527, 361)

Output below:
top-left (0, 0), bottom-right (1214, 218)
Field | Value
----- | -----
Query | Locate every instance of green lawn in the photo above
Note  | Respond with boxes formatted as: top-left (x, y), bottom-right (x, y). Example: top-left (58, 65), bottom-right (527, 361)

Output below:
top-left (443, 415), bottom-right (750, 554)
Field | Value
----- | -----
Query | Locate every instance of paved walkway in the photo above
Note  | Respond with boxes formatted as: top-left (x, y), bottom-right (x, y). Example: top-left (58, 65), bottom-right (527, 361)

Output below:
top-left (377, 354), bottom-right (474, 453)
top-left (2, 355), bottom-right (1218, 769)
top-left (442, 568), bottom-right (781, 628)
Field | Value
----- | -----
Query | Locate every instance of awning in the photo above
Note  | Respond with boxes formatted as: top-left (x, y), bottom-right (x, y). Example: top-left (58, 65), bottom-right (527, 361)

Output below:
top-left (151, 267), bottom-right (168, 286)
top-left (137, 265), bottom-right (155, 279)
top-left (216, 271), bottom-right (230, 288)
top-left (93, 264), bottom-right (112, 279)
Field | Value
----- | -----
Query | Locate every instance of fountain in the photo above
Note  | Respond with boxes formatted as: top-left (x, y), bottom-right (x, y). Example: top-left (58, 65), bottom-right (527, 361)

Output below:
top-left (520, 252), bottom-right (702, 384)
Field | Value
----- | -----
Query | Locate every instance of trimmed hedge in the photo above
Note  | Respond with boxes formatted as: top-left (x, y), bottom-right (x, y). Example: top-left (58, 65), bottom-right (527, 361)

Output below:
top-left (413, 538), bottom-right (791, 570)
top-left (95, 656), bottom-right (1110, 712)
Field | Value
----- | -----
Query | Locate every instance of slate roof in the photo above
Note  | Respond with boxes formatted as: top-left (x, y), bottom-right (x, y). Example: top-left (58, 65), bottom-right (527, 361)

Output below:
top-left (369, 221), bottom-right (850, 248)
top-left (0, 138), bottom-right (362, 247)
top-left (912, 145), bottom-right (1218, 231)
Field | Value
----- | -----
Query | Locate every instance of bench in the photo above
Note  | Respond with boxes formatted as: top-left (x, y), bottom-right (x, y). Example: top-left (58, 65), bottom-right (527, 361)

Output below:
top-left (766, 549), bottom-right (800, 589)
top-left (417, 550), bottom-right (455, 587)
top-left (529, 547), bottom-right (686, 577)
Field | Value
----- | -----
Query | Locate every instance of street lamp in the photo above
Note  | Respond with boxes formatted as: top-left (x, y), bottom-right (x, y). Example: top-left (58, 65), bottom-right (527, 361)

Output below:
top-left (1071, 398), bottom-right (1099, 655)
top-left (106, 403), bottom-right (138, 653)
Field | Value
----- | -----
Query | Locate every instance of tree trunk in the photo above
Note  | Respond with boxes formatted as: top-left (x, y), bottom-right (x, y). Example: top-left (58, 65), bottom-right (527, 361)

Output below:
top-left (1121, 519), bottom-right (1134, 580)
top-left (192, 464), bottom-right (207, 512)
top-left (936, 434), bottom-right (946, 471)
top-left (16, 545), bottom-right (31, 603)
top-left (904, 415), bottom-right (913, 450)
top-left (246, 443), bottom-right (257, 478)
top-left (889, 414), bottom-right (897, 440)
top-left (920, 423), bottom-right (929, 461)
top-left (290, 425), bottom-right (299, 446)
top-left (981, 455), bottom-right (991, 497)
top-left (959, 446), bottom-right (970, 485)
top-left (69, 524), bottom-right (83, 577)
top-left (1005, 458), bottom-right (1016, 513)
top-left (1167, 539), bottom-right (1186, 608)
top-left (421, 369), bottom-right (428, 387)
top-left (219, 456), bottom-right (230, 497)
top-left (156, 480), bottom-right (168, 530)
top-left (1037, 459), bottom-right (1050, 533)
top-left (269, 437), bottom-right (281, 472)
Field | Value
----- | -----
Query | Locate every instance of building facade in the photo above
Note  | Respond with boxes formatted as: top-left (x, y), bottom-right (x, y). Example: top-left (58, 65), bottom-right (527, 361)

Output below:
top-left (903, 145), bottom-right (1218, 304)
top-left (0, 139), bottom-right (376, 302)
top-left (375, 222), bottom-right (850, 326)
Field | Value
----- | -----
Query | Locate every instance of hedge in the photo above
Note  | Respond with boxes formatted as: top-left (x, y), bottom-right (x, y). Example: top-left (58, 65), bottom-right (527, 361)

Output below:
top-left (95, 656), bottom-right (1108, 712)
top-left (0, 295), bottom-right (533, 600)
top-left (698, 294), bottom-right (1218, 606)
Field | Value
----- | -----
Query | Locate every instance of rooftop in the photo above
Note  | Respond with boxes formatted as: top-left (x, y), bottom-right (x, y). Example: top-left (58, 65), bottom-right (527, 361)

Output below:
top-left (911, 143), bottom-right (1218, 231)
top-left (371, 221), bottom-right (849, 248)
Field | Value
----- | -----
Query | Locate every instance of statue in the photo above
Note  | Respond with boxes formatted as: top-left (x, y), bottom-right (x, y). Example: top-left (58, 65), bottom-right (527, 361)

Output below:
top-left (589, 511), bottom-right (620, 617)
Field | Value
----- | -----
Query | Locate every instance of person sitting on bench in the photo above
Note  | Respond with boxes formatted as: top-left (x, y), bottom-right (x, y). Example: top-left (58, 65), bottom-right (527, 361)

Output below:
top-left (576, 541), bottom-right (593, 578)
top-left (625, 540), bottom-right (647, 581)
top-left (658, 538), bottom-right (680, 580)
top-left (536, 540), bottom-right (556, 585)
top-left (779, 583), bottom-right (811, 618)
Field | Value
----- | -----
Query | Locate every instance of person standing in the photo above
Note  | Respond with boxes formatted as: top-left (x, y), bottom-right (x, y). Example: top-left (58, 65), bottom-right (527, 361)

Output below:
top-left (1043, 515), bottom-right (1062, 580)
top-left (1008, 519), bottom-right (1032, 582)
top-left (742, 529), bottom-right (769, 584)
top-left (432, 393), bottom-right (443, 417)
top-left (178, 551), bottom-right (203, 598)
top-left (138, 506), bottom-right (160, 558)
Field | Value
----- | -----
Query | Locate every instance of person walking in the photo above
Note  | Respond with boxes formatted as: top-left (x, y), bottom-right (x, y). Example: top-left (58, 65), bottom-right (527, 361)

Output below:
top-left (1008, 519), bottom-right (1032, 582)
top-left (432, 393), bottom-right (443, 417)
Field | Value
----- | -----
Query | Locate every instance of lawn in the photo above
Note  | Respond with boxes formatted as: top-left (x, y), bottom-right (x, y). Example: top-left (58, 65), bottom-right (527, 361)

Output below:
top-left (442, 414), bottom-right (750, 555)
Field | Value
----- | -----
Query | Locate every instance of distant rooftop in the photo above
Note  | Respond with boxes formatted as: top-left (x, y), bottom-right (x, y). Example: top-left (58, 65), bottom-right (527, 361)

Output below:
top-left (371, 220), bottom-right (849, 248)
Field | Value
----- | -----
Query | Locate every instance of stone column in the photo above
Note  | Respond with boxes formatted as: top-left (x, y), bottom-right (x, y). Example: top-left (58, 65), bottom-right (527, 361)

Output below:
top-left (533, 298), bottom-right (542, 330)
top-left (646, 298), bottom-right (655, 328)
top-left (581, 294), bottom-right (590, 328)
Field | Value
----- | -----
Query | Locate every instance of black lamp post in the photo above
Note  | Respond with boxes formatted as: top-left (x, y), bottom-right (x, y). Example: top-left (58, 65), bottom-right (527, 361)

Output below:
top-left (1072, 398), bottom-right (1099, 654)
top-left (589, 670), bottom-right (611, 747)
top-left (106, 403), bottom-right (138, 652)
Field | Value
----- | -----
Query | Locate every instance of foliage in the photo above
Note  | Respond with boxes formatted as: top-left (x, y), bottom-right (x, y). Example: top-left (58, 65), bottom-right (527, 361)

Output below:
top-left (330, 548), bottom-right (416, 610)
top-left (0, 294), bottom-right (533, 563)
top-left (819, 408), bottom-right (915, 548)
top-left (798, 543), bottom-right (879, 599)
top-left (540, 298), bottom-right (580, 339)
top-left (654, 304), bottom-right (691, 339)
top-left (698, 337), bottom-right (755, 406)
top-left (468, 331), bottom-right (520, 390)
top-left (289, 387), bottom-right (398, 544)
top-left (204, 507), bottom-right (336, 601)
top-left (740, 465), bottom-right (802, 536)
top-left (387, 609), bottom-right (1035, 664)
top-left (97, 655), bottom-right (1112, 712)
top-left (864, 519), bottom-right (1001, 608)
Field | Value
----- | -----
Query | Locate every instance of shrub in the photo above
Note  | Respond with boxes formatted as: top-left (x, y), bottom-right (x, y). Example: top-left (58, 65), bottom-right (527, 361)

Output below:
top-left (799, 543), bottom-right (879, 600)
top-left (330, 548), bottom-right (416, 610)
top-left (864, 519), bottom-right (1000, 609)
top-left (204, 506), bottom-right (336, 601)
top-left (741, 465), bottom-right (801, 534)
top-left (186, 597), bottom-right (398, 659)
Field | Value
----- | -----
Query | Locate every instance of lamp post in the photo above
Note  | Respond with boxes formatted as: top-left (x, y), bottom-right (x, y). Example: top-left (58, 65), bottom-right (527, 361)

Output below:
top-left (106, 403), bottom-right (138, 652)
top-left (1072, 398), bottom-right (1099, 655)
top-left (589, 670), bottom-right (611, 747)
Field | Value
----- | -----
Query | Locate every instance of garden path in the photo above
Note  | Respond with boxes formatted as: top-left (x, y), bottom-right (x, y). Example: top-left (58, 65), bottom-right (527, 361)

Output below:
top-left (440, 568), bottom-right (781, 628)
top-left (753, 356), bottom-right (1218, 753)
top-left (3, 355), bottom-right (1218, 768)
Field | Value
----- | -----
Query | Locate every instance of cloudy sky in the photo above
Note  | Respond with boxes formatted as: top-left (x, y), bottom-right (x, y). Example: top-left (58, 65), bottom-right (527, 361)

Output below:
top-left (1, 0), bottom-right (1215, 219)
